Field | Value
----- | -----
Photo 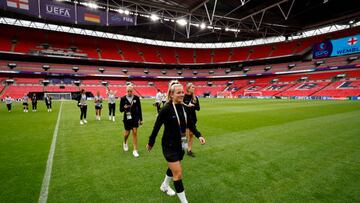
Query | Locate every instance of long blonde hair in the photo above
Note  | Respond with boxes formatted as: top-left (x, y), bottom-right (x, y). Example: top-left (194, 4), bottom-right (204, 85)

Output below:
top-left (186, 82), bottom-right (197, 103)
top-left (166, 80), bottom-right (183, 102)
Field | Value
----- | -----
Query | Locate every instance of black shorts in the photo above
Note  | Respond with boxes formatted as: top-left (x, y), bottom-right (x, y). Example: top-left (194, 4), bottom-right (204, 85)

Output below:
top-left (123, 119), bottom-right (139, 130)
top-left (162, 147), bottom-right (185, 162)
top-left (23, 102), bottom-right (28, 106)
top-left (95, 105), bottom-right (102, 110)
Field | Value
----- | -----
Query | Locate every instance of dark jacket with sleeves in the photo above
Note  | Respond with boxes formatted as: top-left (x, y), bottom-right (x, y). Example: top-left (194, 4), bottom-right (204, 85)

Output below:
top-left (183, 94), bottom-right (200, 123)
top-left (77, 93), bottom-right (87, 107)
top-left (148, 102), bottom-right (201, 149)
top-left (45, 97), bottom-right (52, 105)
top-left (31, 95), bottom-right (37, 104)
top-left (120, 95), bottom-right (143, 122)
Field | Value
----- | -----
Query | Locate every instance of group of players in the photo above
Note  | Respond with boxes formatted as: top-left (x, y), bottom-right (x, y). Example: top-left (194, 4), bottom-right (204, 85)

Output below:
top-left (4, 93), bottom-right (52, 112)
top-left (76, 88), bottom-right (120, 124)
top-left (77, 81), bottom-right (204, 203)
top-left (3, 81), bottom-right (203, 203)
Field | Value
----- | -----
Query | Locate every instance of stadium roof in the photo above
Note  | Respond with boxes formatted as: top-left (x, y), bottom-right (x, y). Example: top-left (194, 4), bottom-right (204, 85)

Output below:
top-left (1, 0), bottom-right (360, 44)
top-left (71, 0), bottom-right (360, 42)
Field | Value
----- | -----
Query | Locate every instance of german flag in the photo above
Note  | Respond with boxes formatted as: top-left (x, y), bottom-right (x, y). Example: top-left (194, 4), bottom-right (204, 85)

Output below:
top-left (84, 13), bottom-right (100, 24)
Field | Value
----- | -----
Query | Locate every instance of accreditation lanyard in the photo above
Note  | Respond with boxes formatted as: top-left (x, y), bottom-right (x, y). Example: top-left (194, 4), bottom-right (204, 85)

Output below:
top-left (125, 97), bottom-right (134, 120)
top-left (95, 96), bottom-right (102, 103)
top-left (172, 102), bottom-right (187, 135)
top-left (80, 94), bottom-right (87, 105)
top-left (125, 95), bottom-right (134, 108)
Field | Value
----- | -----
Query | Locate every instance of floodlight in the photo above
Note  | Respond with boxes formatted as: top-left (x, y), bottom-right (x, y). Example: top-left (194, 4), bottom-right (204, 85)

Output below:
top-left (86, 2), bottom-right (98, 9)
top-left (150, 14), bottom-right (160, 21)
top-left (176, 19), bottom-right (187, 26)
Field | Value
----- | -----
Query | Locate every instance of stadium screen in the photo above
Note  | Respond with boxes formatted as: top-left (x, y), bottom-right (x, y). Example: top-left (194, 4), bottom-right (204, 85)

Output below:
top-left (313, 34), bottom-right (360, 59)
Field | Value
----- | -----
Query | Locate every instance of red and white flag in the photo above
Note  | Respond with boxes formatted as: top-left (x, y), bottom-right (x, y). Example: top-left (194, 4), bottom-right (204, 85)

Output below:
top-left (348, 37), bottom-right (358, 46)
top-left (7, 0), bottom-right (29, 10)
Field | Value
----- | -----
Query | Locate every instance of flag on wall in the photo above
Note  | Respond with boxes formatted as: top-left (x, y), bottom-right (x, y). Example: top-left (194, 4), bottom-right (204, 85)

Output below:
top-left (7, 0), bottom-right (29, 10)
top-left (84, 13), bottom-right (100, 23)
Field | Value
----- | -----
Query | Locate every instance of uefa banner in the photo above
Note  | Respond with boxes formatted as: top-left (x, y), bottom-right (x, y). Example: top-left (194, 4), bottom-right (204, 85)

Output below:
top-left (77, 5), bottom-right (106, 26)
top-left (108, 11), bottom-right (135, 26)
top-left (40, 0), bottom-right (75, 23)
top-left (1, 0), bottom-right (39, 17)
top-left (313, 35), bottom-right (360, 59)
top-left (0, 0), bottom-right (136, 26)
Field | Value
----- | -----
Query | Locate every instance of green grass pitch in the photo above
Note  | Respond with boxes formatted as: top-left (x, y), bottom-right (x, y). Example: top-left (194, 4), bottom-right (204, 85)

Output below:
top-left (0, 99), bottom-right (360, 202)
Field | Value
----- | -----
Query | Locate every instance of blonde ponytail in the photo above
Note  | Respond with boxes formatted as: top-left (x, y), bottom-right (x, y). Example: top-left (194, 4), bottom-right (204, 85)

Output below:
top-left (167, 80), bottom-right (182, 102)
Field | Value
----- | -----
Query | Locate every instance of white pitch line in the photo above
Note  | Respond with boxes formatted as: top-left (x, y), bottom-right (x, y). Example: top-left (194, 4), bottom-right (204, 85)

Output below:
top-left (38, 102), bottom-right (63, 203)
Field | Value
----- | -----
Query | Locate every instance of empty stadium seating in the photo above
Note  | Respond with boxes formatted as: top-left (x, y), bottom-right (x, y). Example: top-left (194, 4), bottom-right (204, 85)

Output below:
top-left (2, 67), bottom-right (360, 99)
top-left (1, 23), bottom-right (360, 99)
top-left (213, 49), bottom-right (231, 63)
top-left (1, 25), bottom-right (359, 64)
top-left (313, 80), bottom-right (360, 97)
top-left (3, 85), bottom-right (43, 99)
top-left (277, 82), bottom-right (331, 97)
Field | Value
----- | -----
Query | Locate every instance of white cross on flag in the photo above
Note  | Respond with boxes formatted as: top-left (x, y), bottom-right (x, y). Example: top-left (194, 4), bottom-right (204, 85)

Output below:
top-left (7, 0), bottom-right (29, 10)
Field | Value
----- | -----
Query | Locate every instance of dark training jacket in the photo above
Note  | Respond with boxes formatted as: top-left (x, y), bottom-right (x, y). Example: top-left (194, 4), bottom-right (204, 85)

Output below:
top-left (183, 94), bottom-right (200, 123)
top-left (120, 95), bottom-right (143, 122)
top-left (148, 102), bottom-right (201, 150)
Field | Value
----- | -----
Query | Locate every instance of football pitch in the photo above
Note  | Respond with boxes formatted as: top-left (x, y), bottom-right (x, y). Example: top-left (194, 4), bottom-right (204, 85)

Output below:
top-left (1, 98), bottom-right (360, 203)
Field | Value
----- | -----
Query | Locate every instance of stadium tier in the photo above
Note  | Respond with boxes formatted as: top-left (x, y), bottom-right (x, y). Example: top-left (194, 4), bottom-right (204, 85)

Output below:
top-left (1, 25), bottom-right (360, 99)
top-left (3, 85), bottom-right (44, 99)
top-left (1, 53), bottom-right (360, 99)
top-left (1, 66), bottom-right (360, 99)
top-left (1, 25), bottom-right (359, 64)
top-left (277, 82), bottom-right (332, 97)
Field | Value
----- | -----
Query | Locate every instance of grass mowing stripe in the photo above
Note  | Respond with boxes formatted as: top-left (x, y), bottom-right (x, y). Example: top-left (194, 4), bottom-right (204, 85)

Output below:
top-left (38, 102), bottom-right (63, 203)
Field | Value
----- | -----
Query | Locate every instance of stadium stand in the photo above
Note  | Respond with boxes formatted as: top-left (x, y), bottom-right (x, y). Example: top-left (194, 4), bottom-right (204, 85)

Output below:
top-left (3, 85), bottom-right (43, 99)
top-left (2, 67), bottom-right (360, 99)
top-left (1, 25), bottom-right (359, 64)
top-left (176, 48), bottom-right (195, 64)
top-left (1, 24), bottom-right (360, 100)
top-left (213, 49), bottom-right (231, 63)
top-left (278, 82), bottom-right (332, 97)
top-left (119, 41), bottom-right (143, 62)
top-left (313, 80), bottom-right (360, 97)
top-left (195, 49), bottom-right (212, 64)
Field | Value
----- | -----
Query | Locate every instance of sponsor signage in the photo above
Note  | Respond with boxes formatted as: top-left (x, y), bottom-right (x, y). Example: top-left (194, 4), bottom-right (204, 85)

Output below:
top-left (40, 0), bottom-right (75, 23)
top-left (108, 11), bottom-right (135, 26)
top-left (313, 35), bottom-right (360, 59)
top-left (77, 5), bottom-right (106, 25)
top-left (0, 0), bottom-right (136, 26)
top-left (2, 0), bottom-right (39, 16)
